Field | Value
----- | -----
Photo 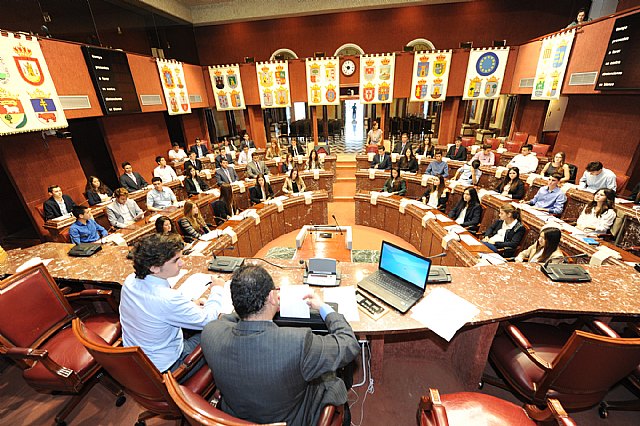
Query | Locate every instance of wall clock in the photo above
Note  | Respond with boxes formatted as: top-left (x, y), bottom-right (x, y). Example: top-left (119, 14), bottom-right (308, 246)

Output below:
top-left (341, 59), bottom-right (356, 76)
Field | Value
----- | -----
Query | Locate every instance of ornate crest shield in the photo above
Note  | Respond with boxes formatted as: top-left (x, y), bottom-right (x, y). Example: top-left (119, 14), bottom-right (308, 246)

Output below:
top-left (553, 41), bottom-right (567, 68)
top-left (363, 83), bottom-right (375, 102)
top-left (431, 78), bottom-right (443, 99)
top-left (0, 58), bottom-right (10, 85)
top-left (379, 58), bottom-right (391, 81)
top-left (275, 66), bottom-right (287, 85)
top-left (325, 62), bottom-right (336, 81)
top-left (378, 82), bottom-right (390, 102)
top-left (214, 74), bottom-right (225, 90)
top-left (275, 86), bottom-right (288, 105)
top-left (433, 54), bottom-right (447, 76)
top-left (29, 89), bottom-right (58, 123)
top-left (263, 89), bottom-right (273, 107)
top-left (179, 91), bottom-right (189, 111)
top-left (311, 85), bottom-right (321, 104)
top-left (230, 91), bottom-right (242, 108)
top-left (309, 63), bottom-right (320, 83)
top-left (217, 92), bottom-right (229, 109)
top-left (484, 76), bottom-right (499, 97)
top-left (162, 65), bottom-right (175, 89)
top-left (226, 72), bottom-right (238, 89)
top-left (0, 89), bottom-right (27, 129)
top-left (259, 67), bottom-right (273, 87)
top-left (550, 71), bottom-right (560, 97)
top-left (468, 77), bottom-right (481, 98)
top-left (13, 44), bottom-right (44, 86)
top-left (364, 59), bottom-right (375, 82)
top-left (175, 70), bottom-right (184, 89)
top-left (414, 79), bottom-right (428, 100)
top-left (534, 75), bottom-right (545, 98)
top-left (168, 91), bottom-right (179, 113)
top-left (325, 85), bottom-right (337, 103)
top-left (416, 57), bottom-right (429, 77)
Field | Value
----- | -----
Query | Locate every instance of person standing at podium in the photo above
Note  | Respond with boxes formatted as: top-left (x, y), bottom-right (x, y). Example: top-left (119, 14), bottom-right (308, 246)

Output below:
top-left (382, 167), bottom-right (407, 196)
top-left (283, 168), bottom-right (306, 194)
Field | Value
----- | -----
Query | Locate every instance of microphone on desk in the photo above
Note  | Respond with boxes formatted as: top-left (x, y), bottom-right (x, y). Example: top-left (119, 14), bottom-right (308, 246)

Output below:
top-left (332, 214), bottom-right (343, 235)
top-left (426, 252), bottom-right (447, 260)
top-left (540, 253), bottom-right (591, 282)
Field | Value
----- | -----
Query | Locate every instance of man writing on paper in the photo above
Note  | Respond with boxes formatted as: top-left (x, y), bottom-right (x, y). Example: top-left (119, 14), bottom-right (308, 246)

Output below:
top-left (201, 265), bottom-right (360, 426)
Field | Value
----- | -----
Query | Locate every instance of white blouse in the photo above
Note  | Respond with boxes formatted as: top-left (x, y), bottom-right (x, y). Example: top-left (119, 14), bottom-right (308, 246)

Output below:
top-left (576, 207), bottom-right (616, 234)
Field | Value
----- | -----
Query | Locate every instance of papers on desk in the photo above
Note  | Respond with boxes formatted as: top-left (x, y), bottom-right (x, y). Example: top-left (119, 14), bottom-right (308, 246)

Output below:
top-left (16, 257), bottom-right (53, 273)
top-left (189, 241), bottom-right (210, 255)
top-left (323, 286), bottom-right (360, 322)
top-left (444, 224), bottom-right (466, 234)
top-left (199, 230), bottom-right (221, 241)
top-left (148, 213), bottom-right (161, 224)
top-left (306, 274), bottom-right (337, 287)
top-left (279, 284), bottom-right (311, 318)
top-left (590, 246), bottom-right (621, 266)
top-left (616, 197), bottom-right (633, 204)
top-left (177, 273), bottom-right (211, 300)
top-left (229, 214), bottom-right (244, 221)
top-left (492, 193), bottom-right (512, 201)
top-left (102, 233), bottom-right (128, 246)
top-left (460, 234), bottom-right (482, 246)
top-left (168, 269), bottom-right (189, 287)
top-left (435, 213), bottom-right (450, 222)
top-left (205, 188), bottom-right (221, 197)
top-left (422, 211), bottom-right (437, 227)
top-left (478, 252), bottom-right (507, 265)
top-left (411, 288), bottom-right (479, 342)
top-left (560, 183), bottom-right (576, 193)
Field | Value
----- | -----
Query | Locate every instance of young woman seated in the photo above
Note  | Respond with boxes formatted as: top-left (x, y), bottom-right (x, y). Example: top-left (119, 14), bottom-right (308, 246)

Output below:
top-left (382, 167), bottom-right (407, 196)
top-left (576, 188), bottom-right (616, 234)
top-left (265, 138), bottom-right (281, 160)
top-left (155, 215), bottom-right (177, 236)
top-left (515, 226), bottom-right (564, 263)
top-left (249, 174), bottom-right (274, 204)
top-left (447, 187), bottom-right (482, 232)
top-left (178, 200), bottom-right (211, 243)
top-left (282, 167), bottom-right (306, 194)
top-left (306, 149), bottom-right (324, 170)
top-left (85, 176), bottom-right (113, 206)
top-left (183, 166), bottom-right (209, 196)
top-left (481, 204), bottom-right (525, 258)
top-left (454, 159), bottom-right (482, 186)
top-left (397, 147), bottom-right (418, 173)
top-left (211, 183), bottom-right (240, 226)
top-left (495, 167), bottom-right (525, 200)
top-left (541, 152), bottom-right (571, 183)
top-left (421, 175), bottom-right (449, 211)
top-left (279, 153), bottom-right (295, 174)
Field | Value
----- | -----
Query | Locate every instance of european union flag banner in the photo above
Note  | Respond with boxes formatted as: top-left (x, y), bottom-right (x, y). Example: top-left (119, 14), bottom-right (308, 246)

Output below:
top-left (410, 50), bottom-right (452, 102)
top-left (0, 32), bottom-right (67, 135)
top-left (209, 64), bottom-right (246, 111)
top-left (462, 47), bottom-right (510, 100)
top-left (532, 30), bottom-right (575, 100)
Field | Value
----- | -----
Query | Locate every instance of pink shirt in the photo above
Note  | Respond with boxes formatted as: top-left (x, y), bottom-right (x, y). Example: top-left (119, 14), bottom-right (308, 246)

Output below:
top-left (472, 151), bottom-right (495, 166)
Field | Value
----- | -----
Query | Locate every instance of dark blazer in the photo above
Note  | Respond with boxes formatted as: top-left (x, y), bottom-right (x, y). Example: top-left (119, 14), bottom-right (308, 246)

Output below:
top-left (398, 157), bottom-right (418, 173)
top-left (211, 200), bottom-right (238, 225)
top-left (240, 139), bottom-right (257, 150)
top-left (393, 141), bottom-right (413, 156)
top-left (189, 144), bottom-right (209, 158)
top-left (249, 183), bottom-right (274, 204)
top-left (215, 153), bottom-right (235, 168)
top-left (119, 172), bottom-right (148, 192)
top-left (483, 220), bottom-right (526, 257)
top-left (630, 181), bottom-right (640, 203)
top-left (370, 153), bottom-right (391, 170)
top-left (215, 167), bottom-right (239, 186)
top-left (496, 179), bottom-right (525, 200)
top-left (86, 186), bottom-right (113, 206)
top-left (43, 194), bottom-right (77, 220)
top-left (448, 202), bottom-right (482, 231)
top-left (421, 188), bottom-right (449, 211)
top-left (446, 144), bottom-right (468, 161)
top-left (201, 312), bottom-right (360, 426)
top-left (177, 217), bottom-right (210, 243)
top-left (279, 162), bottom-right (294, 174)
top-left (382, 178), bottom-right (407, 196)
top-left (184, 176), bottom-right (209, 196)
top-left (417, 144), bottom-right (435, 158)
top-left (184, 158), bottom-right (202, 171)
top-left (288, 143), bottom-right (306, 157)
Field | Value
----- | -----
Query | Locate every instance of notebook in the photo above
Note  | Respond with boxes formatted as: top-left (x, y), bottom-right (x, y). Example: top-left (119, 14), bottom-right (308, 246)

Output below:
top-left (356, 241), bottom-right (431, 313)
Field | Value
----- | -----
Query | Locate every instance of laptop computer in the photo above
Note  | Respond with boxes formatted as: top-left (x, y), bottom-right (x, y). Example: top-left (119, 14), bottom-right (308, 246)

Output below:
top-left (356, 241), bottom-right (431, 313)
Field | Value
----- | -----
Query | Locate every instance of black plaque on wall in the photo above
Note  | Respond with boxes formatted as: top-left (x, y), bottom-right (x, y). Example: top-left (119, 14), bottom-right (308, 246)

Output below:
top-left (596, 11), bottom-right (640, 91)
top-left (81, 45), bottom-right (141, 114)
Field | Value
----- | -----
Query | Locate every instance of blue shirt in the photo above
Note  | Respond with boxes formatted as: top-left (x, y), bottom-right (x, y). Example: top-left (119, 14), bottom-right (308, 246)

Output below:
top-left (529, 186), bottom-right (567, 215)
top-left (426, 160), bottom-right (449, 178)
top-left (69, 219), bottom-right (108, 245)
top-left (119, 273), bottom-right (225, 372)
top-left (146, 187), bottom-right (177, 209)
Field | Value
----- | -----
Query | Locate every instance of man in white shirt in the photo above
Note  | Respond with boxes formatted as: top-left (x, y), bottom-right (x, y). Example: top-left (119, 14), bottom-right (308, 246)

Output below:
top-left (578, 161), bottom-right (617, 193)
top-left (153, 156), bottom-right (178, 183)
top-left (168, 143), bottom-right (187, 162)
top-left (146, 177), bottom-right (178, 211)
top-left (507, 144), bottom-right (538, 174)
top-left (238, 145), bottom-right (251, 165)
top-left (107, 187), bottom-right (144, 229)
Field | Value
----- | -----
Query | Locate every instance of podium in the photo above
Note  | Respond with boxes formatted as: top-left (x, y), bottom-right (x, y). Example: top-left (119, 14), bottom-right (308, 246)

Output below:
top-left (294, 225), bottom-right (352, 262)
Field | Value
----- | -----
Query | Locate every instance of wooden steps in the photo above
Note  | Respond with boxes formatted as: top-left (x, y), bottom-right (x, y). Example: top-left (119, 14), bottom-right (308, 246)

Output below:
top-left (333, 156), bottom-right (356, 201)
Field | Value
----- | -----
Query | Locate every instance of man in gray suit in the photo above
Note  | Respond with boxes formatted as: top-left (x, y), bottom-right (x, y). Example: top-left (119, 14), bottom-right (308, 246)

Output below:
top-left (245, 157), bottom-right (269, 180)
top-left (215, 157), bottom-right (239, 186)
top-left (201, 265), bottom-right (359, 426)
top-left (106, 187), bottom-right (144, 229)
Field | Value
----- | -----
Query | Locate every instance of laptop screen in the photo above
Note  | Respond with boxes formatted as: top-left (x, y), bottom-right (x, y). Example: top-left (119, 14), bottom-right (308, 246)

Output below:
top-left (379, 241), bottom-right (432, 290)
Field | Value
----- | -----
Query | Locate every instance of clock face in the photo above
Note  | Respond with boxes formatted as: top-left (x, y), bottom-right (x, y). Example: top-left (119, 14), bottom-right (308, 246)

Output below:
top-left (342, 59), bottom-right (356, 76)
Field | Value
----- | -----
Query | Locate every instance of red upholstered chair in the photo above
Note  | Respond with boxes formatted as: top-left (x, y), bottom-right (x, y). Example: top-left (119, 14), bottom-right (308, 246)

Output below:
top-left (513, 132), bottom-right (529, 143)
top-left (365, 144), bottom-right (379, 154)
top-left (615, 174), bottom-right (629, 193)
top-left (505, 141), bottom-right (523, 153)
top-left (0, 264), bottom-right (123, 426)
top-left (486, 138), bottom-right (501, 150)
top-left (72, 318), bottom-right (215, 426)
top-left (164, 372), bottom-right (344, 426)
top-left (493, 152), bottom-right (502, 166)
top-left (461, 137), bottom-right (475, 148)
top-left (531, 144), bottom-right (550, 157)
top-left (485, 321), bottom-right (640, 414)
top-left (418, 388), bottom-right (576, 425)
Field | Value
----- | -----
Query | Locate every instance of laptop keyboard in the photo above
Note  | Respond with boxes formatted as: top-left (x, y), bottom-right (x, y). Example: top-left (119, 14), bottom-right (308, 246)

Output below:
top-left (368, 272), bottom-right (421, 299)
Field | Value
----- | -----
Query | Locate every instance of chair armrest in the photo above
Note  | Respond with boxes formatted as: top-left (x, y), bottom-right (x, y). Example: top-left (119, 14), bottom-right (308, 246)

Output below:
top-left (171, 344), bottom-right (203, 381)
top-left (65, 289), bottom-right (118, 312)
top-left (586, 320), bottom-right (620, 338)
top-left (1, 346), bottom-right (79, 382)
top-left (503, 323), bottom-right (552, 370)
top-left (547, 398), bottom-right (577, 426)
top-left (418, 389), bottom-right (449, 426)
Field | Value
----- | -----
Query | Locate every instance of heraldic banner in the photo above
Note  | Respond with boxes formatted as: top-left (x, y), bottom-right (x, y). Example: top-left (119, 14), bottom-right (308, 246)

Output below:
top-left (532, 30), bottom-right (575, 100)
top-left (410, 50), bottom-right (452, 102)
top-left (209, 64), bottom-right (245, 111)
top-left (359, 53), bottom-right (395, 104)
top-left (462, 47), bottom-right (510, 100)
top-left (0, 33), bottom-right (68, 136)
top-left (305, 57), bottom-right (340, 106)
top-left (256, 61), bottom-right (291, 109)
top-left (156, 59), bottom-right (191, 115)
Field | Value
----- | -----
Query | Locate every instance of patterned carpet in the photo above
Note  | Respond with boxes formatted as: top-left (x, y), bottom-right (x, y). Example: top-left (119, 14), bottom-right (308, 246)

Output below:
top-left (265, 247), bottom-right (380, 263)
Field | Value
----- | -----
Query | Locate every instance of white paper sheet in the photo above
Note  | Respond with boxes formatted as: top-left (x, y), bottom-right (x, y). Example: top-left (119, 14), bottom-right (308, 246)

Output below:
top-left (177, 273), bottom-right (211, 300)
top-left (411, 288), bottom-right (480, 342)
top-left (323, 286), bottom-right (360, 322)
top-left (444, 224), bottom-right (466, 234)
top-left (16, 257), bottom-right (53, 273)
top-left (460, 234), bottom-right (483, 245)
top-left (190, 241), bottom-right (210, 254)
top-left (199, 230), bottom-right (221, 241)
top-left (435, 214), bottom-right (450, 222)
top-left (279, 284), bottom-right (311, 318)
top-left (306, 274), bottom-right (337, 286)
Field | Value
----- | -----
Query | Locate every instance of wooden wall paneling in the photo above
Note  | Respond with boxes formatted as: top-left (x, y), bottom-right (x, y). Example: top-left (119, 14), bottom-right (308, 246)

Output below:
top-left (383, 207), bottom-right (399, 235)
top-left (183, 63), bottom-right (211, 109)
top-left (511, 96), bottom-right (547, 143)
top-left (182, 111), bottom-right (210, 147)
top-left (439, 97), bottom-right (460, 144)
top-left (409, 214), bottom-right (423, 251)
top-left (127, 53), bottom-right (166, 113)
top-left (289, 60), bottom-right (307, 104)
top-left (419, 223), bottom-right (432, 256)
top-left (397, 210), bottom-right (412, 242)
top-left (272, 210), bottom-right (285, 237)
top-left (355, 198), bottom-right (370, 226)
top-left (393, 53), bottom-right (413, 100)
top-left (247, 106), bottom-right (267, 147)
top-left (446, 50), bottom-right (469, 97)
top-left (370, 203), bottom-right (384, 230)
top-left (239, 63), bottom-right (259, 105)
top-left (259, 208), bottom-right (274, 243)
top-left (508, 41), bottom-right (541, 95)
top-left (310, 200), bottom-right (326, 226)
top-left (236, 224), bottom-right (253, 256)
top-left (282, 203), bottom-right (299, 233)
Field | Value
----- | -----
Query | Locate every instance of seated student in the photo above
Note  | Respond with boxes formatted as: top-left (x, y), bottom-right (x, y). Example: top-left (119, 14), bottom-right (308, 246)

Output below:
top-left (279, 152), bottom-right (295, 174)
top-left (237, 145), bottom-right (251, 165)
top-left (576, 188), bottom-right (617, 234)
top-left (184, 151), bottom-right (203, 172)
top-left (178, 201), bottom-right (211, 243)
top-left (190, 137), bottom-right (209, 158)
top-left (153, 156), bottom-right (178, 183)
top-left (397, 147), bottom-right (418, 173)
top-left (288, 139), bottom-right (306, 157)
top-left (630, 181), bottom-right (640, 204)
top-left (382, 167), bottom-right (407, 196)
top-left (416, 135), bottom-right (436, 158)
top-left (250, 174), bottom-right (274, 205)
top-left (515, 226), bottom-right (564, 263)
top-left (146, 177), bottom-right (178, 212)
top-left (541, 152), bottom-right (570, 183)
top-left (215, 148), bottom-right (235, 168)
top-left (306, 149), bottom-right (324, 170)
top-left (240, 132), bottom-right (257, 150)
top-left (370, 145), bottom-right (391, 170)
top-left (265, 138), bottom-right (281, 160)
top-left (246, 156), bottom-right (269, 179)
top-left (421, 175), bottom-right (449, 211)
top-left (447, 187), bottom-right (482, 232)
top-left (425, 151), bottom-right (449, 178)
top-left (481, 204), bottom-right (525, 258)
top-left (107, 187), bottom-right (143, 229)
top-left (454, 159), bottom-right (482, 186)
top-left (43, 185), bottom-right (77, 220)
top-left (507, 144), bottom-right (538, 174)
top-left (168, 142), bottom-right (187, 162)
top-left (184, 166), bottom-right (209, 196)
top-left (524, 173), bottom-right (566, 215)
top-left (211, 183), bottom-right (240, 226)
top-left (68, 205), bottom-right (108, 245)
top-left (222, 137), bottom-right (236, 153)
top-left (119, 162), bottom-right (149, 192)
top-left (120, 233), bottom-right (225, 375)
top-left (215, 157), bottom-right (240, 185)
top-left (85, 176), bottom-right (113, 206)
top-left (155, 215), bottom-right (177, 236)
top-left (282, 168), bottom-right (306, 194)
top-left (471, 144), bottom-right (495, 166)
top-left (393, 133), bottom-right (413, 155)
top-left (578, 161), bottom-right (617, 192)
top-left (446, 138), bottom-right (467, 161)
top-left (495, 167), bottom-right (525, 200)
top-left (201, 265), bottom-right (359, 426)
